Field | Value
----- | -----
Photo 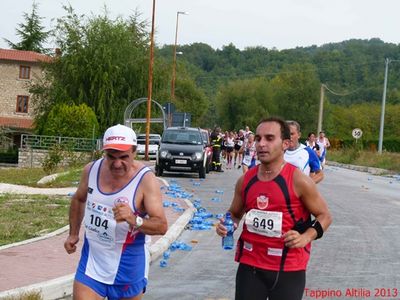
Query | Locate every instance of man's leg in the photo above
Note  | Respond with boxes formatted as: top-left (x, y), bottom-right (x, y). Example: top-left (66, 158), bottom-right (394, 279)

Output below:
top-left (235, 264), bottom-right (270, 300)
top-left (269, 270), bottom-right (305, 300)
top-left (215, 149), bottom-right (223, 172)
top-left (121, 293), bottom-right (143, 300)
top-left (73, 280), bottom-right (104, 300)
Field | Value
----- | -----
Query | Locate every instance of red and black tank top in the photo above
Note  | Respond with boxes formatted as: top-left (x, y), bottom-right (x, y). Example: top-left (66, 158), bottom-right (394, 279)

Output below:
top-left (235, 163), bottom-right (311, 271)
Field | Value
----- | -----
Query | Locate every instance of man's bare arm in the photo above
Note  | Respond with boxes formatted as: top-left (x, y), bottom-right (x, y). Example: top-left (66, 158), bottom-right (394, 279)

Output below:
top-left (216, 175), bottom-right (245, 237)
top-left (284, 170), bottom-right (332, 248)
top-left (124, 172), bottom-right (168, 235)
top-left (310, 170), bottom-right (324, 184)
top-left (64, 163), bottom-right (91, 254)
top-left (228, 175), bottom-right (246, 225)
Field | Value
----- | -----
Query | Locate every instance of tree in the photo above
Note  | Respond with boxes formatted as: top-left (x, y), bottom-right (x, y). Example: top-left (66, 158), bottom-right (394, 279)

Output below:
top-left (215, 78), bottom-right (276, 130)
top-left (173, 78), bottom-right (209, 127)
top-left (270, 63), bottom-right (320, 135)
top-left (41, 103), bottom-right (99, 138)
top-left (4, 1), bottom-right (50, 53)
top-left (326, 103), bottom-right (400, 140)
top-left (31, 5), bottom-right (170, 134)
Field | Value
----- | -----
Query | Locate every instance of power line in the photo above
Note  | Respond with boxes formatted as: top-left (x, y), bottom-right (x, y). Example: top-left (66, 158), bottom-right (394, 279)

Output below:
top-left (323, 84), bottom-right (360, 96)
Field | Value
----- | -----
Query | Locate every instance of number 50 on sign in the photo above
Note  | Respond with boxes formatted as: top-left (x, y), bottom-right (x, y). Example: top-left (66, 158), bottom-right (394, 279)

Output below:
top-left (352, 128), bottom-right (363, 140)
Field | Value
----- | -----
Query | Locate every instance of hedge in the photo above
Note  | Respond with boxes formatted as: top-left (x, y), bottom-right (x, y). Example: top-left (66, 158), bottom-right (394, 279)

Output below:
top-left (330, 138), bottom-right (400, 152)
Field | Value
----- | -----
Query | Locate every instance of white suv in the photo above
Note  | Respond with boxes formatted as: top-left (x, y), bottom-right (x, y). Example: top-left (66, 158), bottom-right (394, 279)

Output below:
top-left (136, 134), bottom-right (161, 159)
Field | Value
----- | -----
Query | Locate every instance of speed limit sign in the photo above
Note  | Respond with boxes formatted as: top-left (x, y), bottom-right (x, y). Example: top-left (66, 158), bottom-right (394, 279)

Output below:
top-left (352, 128), bottom-right (363, 139)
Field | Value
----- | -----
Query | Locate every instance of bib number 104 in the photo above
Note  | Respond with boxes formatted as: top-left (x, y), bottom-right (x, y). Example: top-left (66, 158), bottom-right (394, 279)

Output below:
top-left (253, 217), bottom-right (274, 230)
top-left (89, 214), bottom-right (109, 230)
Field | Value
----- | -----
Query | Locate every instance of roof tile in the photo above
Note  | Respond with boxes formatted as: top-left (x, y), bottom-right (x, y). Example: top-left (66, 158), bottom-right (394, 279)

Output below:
top-left (0, 48), bottom-right (51, 63)
top-left (0, 116), bottom-right (34, 129)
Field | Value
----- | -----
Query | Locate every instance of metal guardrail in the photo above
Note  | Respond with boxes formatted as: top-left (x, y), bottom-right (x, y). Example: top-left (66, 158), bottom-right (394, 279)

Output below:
top-left (20, 134), bottom-right (98, 151)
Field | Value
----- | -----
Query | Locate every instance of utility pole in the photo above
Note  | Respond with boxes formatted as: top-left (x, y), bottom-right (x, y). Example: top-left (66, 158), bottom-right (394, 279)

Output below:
top-left (317, 84), bottom-right (325, 134)
top-left (378, 58), bottom-right (390, 154)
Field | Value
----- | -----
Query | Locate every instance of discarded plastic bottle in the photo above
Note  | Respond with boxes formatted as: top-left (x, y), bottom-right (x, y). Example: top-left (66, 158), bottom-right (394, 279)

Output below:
top-left (159, 259), bottom-right (168, 268)
top-left (222, 212), bottom-right (234, 250)
top-left (163, 250), bottom-right (171, 260)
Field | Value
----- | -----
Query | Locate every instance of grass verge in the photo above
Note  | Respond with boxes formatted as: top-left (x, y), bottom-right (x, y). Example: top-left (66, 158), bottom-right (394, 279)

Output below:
top-left (0, 194), bottom-right (70, 246)
top-left (41, 168), bottom-right (82, 188)
top-left (328, 149), bottom-right (400, 173)
top-left (2, 291), bottom-right (43, 300)
top-left (0, 168), bottom-right (47, 187)
top-left (0, 167), bottom-right (82, 187)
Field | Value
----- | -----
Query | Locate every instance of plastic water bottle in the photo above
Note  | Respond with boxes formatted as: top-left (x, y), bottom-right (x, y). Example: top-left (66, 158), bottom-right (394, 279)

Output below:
top-left (222, 212), bottom-right (234, 250)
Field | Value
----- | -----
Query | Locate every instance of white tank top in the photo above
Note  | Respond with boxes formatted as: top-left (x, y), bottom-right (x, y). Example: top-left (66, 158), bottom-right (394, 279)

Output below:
top-left (82, 158), bottom-right (151, 283)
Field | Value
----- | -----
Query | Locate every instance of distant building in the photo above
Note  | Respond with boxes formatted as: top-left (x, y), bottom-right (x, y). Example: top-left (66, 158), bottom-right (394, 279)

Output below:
top-left (0, 48), bottom-right (51, 147)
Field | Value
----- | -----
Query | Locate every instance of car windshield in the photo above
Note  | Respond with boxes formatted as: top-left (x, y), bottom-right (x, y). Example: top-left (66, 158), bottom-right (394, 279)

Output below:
top-left (201, 132), bottom-right (209, 144)
top-left (137, 135), bottom-right (160, 145)
top-left (162, 130), bottom-right (202, 145)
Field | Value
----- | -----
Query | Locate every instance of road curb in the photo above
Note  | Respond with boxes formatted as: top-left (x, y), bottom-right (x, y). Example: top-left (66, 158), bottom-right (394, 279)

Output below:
top-left (0, 183), bottom-right (76, 195)
top-left (0, 275), bottom-right (74, 300)
top-left (326, 161), bottom-right (394, 176)
top-left (0, 226), bottom-right (69, 251)
top-left (149, 198), bottom-right (196, 262)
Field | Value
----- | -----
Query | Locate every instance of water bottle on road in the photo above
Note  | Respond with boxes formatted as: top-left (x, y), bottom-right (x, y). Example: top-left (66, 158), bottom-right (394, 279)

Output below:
top-left (222, 212), bottom-right (234, 250)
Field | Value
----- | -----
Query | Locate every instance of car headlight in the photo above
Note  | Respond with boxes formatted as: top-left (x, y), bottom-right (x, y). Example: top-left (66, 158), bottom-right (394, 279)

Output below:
top-left (160, 150), bottom-right (170, 158)
top-left (192, 152), bottom-right (203, 161)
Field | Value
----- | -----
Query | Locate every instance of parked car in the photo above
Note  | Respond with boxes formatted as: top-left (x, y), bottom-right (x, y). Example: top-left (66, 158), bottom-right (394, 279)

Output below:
top-left (200, 128), bottom-right (213, 173)
top-left (155, 127), bottom-right (207, 178)
top-left (136, 134), bottom-right (161, 159)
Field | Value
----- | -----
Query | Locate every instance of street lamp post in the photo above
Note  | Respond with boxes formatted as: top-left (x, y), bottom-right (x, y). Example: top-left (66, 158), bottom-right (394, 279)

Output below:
top-left (145, 0), bottom-right (156, 160)
top-left (171, 11), bottom-right (187, 101)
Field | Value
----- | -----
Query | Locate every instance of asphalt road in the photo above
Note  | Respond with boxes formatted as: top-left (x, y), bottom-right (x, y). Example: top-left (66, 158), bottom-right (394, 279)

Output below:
top-left (145, 165), bottom-right (400, 300)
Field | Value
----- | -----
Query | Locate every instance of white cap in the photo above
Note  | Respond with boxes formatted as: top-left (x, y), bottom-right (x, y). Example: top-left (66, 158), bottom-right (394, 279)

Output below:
top-left (102, 124), bottom-right (137, 151)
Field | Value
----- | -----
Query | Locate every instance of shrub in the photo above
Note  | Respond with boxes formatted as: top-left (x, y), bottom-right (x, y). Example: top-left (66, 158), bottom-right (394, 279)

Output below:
top-left (40, 103), bottom-right (99, 139)
top-left (42, 144), bottom-right (63, 174)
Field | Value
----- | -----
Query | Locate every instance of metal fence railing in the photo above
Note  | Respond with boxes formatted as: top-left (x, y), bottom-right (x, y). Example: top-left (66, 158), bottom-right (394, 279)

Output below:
top-left (20, 134), bottom-right (99, 151)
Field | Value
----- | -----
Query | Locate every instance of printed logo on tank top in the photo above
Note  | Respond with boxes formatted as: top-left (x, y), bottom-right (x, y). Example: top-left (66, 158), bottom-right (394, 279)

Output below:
top-left (256, 194), bottom-right (269, 209)
top-left (114, 196), bottom-right (129, 205)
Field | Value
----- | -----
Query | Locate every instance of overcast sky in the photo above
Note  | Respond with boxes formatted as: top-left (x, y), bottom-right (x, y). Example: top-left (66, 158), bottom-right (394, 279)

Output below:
top-left (1, 0), bottom-right (400, 51)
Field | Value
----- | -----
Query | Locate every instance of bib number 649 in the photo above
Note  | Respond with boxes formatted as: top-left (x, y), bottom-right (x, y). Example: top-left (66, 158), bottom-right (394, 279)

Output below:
top-left (253, 217), bottom-right (274, 230)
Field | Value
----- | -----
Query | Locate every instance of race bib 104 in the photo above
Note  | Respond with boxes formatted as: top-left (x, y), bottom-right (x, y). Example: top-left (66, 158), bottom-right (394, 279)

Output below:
top-left (84, 200), bottom-right (117, 246)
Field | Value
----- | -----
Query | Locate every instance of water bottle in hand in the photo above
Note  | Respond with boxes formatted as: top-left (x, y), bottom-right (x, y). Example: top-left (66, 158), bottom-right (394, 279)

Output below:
top-left (222, 212), bottom-right (234, 250)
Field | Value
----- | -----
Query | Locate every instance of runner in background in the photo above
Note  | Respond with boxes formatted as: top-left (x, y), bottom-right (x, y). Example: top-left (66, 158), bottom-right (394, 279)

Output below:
top-left (241, 132), bottom-right (257, 174)
top-left (285, 121), bottom-right (324, 184)
top-left (317, 131), bottom-right (330, 168)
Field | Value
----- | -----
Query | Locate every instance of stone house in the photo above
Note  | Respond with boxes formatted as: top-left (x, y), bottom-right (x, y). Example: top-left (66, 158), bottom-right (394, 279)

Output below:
top-left (0, 48), bottom-right (51, 148)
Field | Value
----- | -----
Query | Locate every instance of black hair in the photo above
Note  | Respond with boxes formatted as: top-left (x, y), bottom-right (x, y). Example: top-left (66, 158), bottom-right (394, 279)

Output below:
top-left (257, 116), bottom-right (291, 140)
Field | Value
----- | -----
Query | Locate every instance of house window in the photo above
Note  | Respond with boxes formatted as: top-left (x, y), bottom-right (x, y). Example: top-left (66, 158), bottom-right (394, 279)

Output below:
top-left (16, 95), bottom-right (29, 113)
top-left (19, 65), bottom-right (31, 79)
